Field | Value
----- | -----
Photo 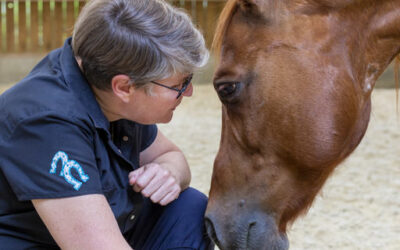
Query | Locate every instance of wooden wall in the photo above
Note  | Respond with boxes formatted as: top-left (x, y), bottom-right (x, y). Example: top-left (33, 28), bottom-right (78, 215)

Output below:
top-left (0, 0), bottom-right (226, 53)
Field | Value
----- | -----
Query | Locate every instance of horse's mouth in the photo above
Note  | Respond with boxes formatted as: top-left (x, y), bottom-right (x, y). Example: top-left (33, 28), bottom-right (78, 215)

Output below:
top-left (205, 211), bottom-right (289, 250)
top-left (205, 217), bottom-right (221, 247)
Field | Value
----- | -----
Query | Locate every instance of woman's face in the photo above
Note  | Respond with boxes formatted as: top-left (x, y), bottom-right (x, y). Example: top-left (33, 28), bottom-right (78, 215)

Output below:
top-left (128, 72), bottom-right (193, 124)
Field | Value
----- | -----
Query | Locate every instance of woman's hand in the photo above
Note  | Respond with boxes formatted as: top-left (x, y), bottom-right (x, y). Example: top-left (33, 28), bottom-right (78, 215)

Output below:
top-left (129, 163), bottom-right (181, 206)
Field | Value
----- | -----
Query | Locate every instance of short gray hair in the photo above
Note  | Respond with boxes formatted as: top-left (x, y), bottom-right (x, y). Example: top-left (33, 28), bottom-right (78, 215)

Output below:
top-left (72, 0), bottom-right (209, 90)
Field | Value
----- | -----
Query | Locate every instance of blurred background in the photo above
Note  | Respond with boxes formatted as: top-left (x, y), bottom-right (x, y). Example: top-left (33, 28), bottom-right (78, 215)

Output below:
top-left (0, 0), bottom-right (225, 86)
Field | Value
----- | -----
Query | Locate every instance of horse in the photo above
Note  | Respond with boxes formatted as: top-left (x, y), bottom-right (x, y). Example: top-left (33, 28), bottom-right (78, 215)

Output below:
top-left (204, 0), bottom-right (400, 249)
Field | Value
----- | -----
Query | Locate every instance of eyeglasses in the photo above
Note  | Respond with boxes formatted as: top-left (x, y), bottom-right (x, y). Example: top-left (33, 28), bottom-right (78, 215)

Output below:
top-left (150, 74), bottom-right (193, 99)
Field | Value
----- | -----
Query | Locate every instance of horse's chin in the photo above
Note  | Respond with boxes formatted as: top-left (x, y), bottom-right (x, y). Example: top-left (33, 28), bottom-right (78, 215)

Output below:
top-left (205, 211), bottom-right (289, 250)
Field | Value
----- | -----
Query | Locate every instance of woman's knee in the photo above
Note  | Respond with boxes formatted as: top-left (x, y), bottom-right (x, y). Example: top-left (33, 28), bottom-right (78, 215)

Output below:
top-left (167, 187), bottom-right (208, 216)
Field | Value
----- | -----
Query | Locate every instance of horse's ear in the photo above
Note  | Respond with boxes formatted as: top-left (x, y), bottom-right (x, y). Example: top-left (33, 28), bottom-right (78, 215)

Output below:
top-left (237, 0), bottom-right (260, 12)
top-left (237, 0), bottom-right (269, 17)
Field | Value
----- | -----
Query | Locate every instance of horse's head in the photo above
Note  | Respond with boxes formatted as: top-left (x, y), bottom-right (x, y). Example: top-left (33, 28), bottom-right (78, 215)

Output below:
top-left (205, 0), bottom-right (400, 249)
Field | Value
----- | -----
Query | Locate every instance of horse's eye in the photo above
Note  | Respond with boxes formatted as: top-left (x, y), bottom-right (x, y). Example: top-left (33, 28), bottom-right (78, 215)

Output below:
top-left (215, 82), bottom-right (242, 102)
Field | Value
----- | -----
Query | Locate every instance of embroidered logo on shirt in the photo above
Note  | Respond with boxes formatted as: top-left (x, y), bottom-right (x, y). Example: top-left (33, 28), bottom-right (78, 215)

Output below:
top-left (49, 151), bottom-right (90, 191)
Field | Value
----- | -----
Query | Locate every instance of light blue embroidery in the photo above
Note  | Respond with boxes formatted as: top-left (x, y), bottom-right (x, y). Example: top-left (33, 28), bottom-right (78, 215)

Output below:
top-left (50, 151), bottom-right (90, 191)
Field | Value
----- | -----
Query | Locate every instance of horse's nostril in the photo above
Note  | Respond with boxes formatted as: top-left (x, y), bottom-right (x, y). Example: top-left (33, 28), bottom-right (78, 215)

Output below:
top-left (246, 221), bottom-right (257, 246)
top-left (249, 221), bottom-right (258, 233)
top-left (204, 217), bottom-right (220, 246)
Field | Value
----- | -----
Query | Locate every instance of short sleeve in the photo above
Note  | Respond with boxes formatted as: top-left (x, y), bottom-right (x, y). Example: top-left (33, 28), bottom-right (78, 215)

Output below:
top-left (139, 124), bottom-right (158, 152)
top-left (0, 113), bottom-right (103, 201)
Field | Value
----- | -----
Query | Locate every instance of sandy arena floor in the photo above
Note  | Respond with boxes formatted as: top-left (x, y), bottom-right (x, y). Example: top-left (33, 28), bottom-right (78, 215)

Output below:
top-left (159, 84), bottom-right (400, 250)
top-left (1, 83), bottom-right (399, 249)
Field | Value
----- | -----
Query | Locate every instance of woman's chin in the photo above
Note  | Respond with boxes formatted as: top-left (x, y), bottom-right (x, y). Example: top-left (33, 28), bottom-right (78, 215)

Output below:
top-left (158, 112), bottom-right (174, 124)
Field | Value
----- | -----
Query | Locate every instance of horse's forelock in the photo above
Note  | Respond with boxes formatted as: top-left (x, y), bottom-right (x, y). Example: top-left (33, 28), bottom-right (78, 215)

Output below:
top-left (212, 0), bottom-right (238, 56)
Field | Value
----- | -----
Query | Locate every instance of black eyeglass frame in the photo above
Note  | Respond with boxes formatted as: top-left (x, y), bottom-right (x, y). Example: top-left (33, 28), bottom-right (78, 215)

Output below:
top-left (150, 74), bottom-right (193, 99)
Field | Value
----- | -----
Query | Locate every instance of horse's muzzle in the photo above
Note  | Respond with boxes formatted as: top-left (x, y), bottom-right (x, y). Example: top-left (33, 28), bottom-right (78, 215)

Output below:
top-left (204, 211), bottom-right (289, 250)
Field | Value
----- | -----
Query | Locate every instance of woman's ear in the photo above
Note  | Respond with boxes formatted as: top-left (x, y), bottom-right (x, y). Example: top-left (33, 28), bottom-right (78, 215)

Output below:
top-left (111, 74), bottom-right (134, 103)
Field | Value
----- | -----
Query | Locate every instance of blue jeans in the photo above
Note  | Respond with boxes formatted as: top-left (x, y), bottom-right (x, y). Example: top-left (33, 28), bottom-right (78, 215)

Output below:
top-left (127, 187), bottom-right (214, 250)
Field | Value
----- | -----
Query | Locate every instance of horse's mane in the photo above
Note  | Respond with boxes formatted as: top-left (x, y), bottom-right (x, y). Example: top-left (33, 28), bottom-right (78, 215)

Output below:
top-left (212, 0), bottom-right (238, 55)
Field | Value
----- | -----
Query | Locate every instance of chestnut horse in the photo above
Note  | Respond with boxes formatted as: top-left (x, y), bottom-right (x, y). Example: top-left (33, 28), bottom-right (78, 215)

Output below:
top-left (205, 0), bottom-right (400, 249)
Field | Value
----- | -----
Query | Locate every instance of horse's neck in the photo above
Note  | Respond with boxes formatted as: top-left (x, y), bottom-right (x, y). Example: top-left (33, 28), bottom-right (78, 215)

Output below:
top-left (369, 2), bottom-right (400, 59)
top-left (357, 1), bottom-right (400, 90)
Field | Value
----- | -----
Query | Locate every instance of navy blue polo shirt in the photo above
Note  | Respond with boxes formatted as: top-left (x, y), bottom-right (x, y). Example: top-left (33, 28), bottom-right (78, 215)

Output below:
top-left (0, 38), bottom-right (157, 249)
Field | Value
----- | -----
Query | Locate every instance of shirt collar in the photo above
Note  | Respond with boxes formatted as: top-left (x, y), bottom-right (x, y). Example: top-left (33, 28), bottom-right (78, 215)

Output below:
top-left (59, 38), bottom-right (110, 132)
